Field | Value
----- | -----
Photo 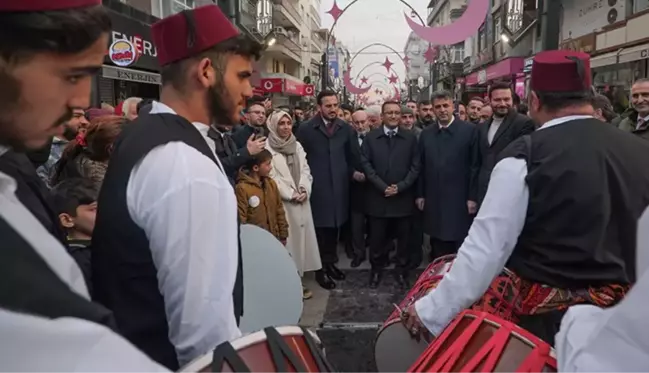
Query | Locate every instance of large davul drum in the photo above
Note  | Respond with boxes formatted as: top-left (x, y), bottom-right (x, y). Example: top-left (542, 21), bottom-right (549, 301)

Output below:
top-left (180, 326), bottom-right (334, 372)
top-left (374, 254), bottom-right (521, 372)
top-left (408, 310), bottom-right (557, 372)
top-left (239, 224), bottom-right (303, 334)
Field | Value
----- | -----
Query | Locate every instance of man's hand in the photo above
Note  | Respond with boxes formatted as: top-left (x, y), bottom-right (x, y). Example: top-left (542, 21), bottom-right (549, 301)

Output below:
top-left (401, 304), bottom-right (432, 342)
top-left (353, 171), bottom-right (365, 182)
top-left (263, 98), bottom-right (272, 110)
top-left (415, 198), bottom-right (425, 211)
top-left (296, 192), bottom-right (307, 203)
top-left (291, 191), bottom-right (301, 202)
top-left (246, 134), bottom-right (266, 155)
top-left (467, 200), bottom-right (477, 215)
top-left (385, 184), bottom-right (398, 197)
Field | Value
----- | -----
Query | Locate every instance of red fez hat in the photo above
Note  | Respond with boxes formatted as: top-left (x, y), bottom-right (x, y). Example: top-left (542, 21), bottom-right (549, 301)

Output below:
top-left (0, 0), bottom-right (100, 12)
top-left (530, 50), bottom-right (592, 93)
top-left (152, 5), bottom-right (239, 66)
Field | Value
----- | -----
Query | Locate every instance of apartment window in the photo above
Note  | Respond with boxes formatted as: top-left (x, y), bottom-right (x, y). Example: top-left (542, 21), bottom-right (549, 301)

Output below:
top-left (478, 25), bottom-right (486, 51)
top-left (273, 59), bottom-right (281, 73)
top-left (171, 0), bottom-right (194, 14)
top-left (452, 44), bottom-right (464, 63)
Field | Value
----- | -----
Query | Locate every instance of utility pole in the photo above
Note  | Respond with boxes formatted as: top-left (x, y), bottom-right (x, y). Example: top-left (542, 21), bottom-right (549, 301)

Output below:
top-left (539, 0), bottom-right (561, 50)
top-left (321, 52), bottom-right (328, 93)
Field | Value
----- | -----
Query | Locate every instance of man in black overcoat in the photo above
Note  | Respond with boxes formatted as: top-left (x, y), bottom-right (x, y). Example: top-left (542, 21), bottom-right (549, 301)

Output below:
top-left (417, 91), bottom-right (480, 259)
top-left (297, 90), bottom-right (358, 289)
top-left (477, 82), bottom-right (535, 204)
top-left (361, 102), bottom-right (420, 288)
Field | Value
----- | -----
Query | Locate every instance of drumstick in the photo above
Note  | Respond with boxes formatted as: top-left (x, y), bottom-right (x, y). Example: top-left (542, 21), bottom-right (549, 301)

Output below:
top-left (393, 303), bottom-right (406, 319)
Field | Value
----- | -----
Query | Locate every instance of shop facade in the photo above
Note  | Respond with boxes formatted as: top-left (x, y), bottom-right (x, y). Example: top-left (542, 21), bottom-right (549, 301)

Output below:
top-left (463, 57), bottom-right (526, 100)
top-left (92, 8), bottom-right (160, 107)
top-left (259, 74), bottom-right (315, 107)
top-left (589, 9), bottom-right (649, 110)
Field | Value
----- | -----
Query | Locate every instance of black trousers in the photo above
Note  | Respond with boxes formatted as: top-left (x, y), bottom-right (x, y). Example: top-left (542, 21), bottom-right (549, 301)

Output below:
top-left (350, 210), bottom-right (367, 259)
top-left (408, 211), bottom-right (424, 269)
top-left (315, 227), bottom-right (339, 266)
top-left (368, 216), bottom-right (410, 270)
top-left (518, 309), bottom-right (567, 346)
top-left (429, 237), bottom-right (461, 260)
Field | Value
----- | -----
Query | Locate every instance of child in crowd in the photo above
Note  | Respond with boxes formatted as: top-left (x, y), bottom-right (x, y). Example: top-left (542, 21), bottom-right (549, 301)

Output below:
top-left (50, 178), bottom-right (98, 294)
top-left (235, 150), bottom-right (289, 244)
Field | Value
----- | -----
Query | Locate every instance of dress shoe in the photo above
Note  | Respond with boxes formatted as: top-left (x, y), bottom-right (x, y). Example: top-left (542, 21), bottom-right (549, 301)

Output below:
top-left (369, 271), bottom-right (382, 289)
top-left (315, 270), bottom-right (336, 290)
top-left (350, 257), bottom-right (365, 268)
top-left (394, 272), bottom-right (410, 289)
top-left (326, 264), bottom-right (346, 281)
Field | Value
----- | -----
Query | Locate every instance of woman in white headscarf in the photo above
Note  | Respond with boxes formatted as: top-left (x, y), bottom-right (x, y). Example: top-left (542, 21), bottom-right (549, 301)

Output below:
top-left (266, 110), bottom-right (322, 299)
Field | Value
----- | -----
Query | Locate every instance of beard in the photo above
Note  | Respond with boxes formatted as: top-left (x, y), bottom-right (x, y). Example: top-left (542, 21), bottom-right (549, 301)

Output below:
top-left (207, 79), bottom-right (236, 126)
top-left (62, 124), bottom-right (78, 141)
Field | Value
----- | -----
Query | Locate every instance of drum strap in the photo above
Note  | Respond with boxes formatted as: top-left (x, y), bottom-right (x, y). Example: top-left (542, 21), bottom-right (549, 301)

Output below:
top-left (264, 327), bottom-right (308, 372)
top-left (300, 326), bottom-right (334, 371)
top-left (211, 342), bottom-right (252, 372)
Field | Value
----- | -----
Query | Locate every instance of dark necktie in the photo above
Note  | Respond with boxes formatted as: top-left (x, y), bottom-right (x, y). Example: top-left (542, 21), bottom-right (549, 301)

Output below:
top-left (388, 130), bottom-right (396, 138)
top-left (325, 121), bottom-right (335, 135)
top-left (359, 133), bottom-right (365, 140)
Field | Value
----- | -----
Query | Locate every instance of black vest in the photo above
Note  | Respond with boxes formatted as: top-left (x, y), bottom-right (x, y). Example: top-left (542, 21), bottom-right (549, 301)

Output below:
top-left (499, 118), bottom-right (649, 289)
top-left (91, 113), bottom-right (244, 370)
top-left (0, 216), bottom-right (115, 327)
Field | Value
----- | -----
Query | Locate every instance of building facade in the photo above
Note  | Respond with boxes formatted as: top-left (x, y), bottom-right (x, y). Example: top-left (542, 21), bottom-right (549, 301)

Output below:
top-left (403, 31), bottom-right (431, 101)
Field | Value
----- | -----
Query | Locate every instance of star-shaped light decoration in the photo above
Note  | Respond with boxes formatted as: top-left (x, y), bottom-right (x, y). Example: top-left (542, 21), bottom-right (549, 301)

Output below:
top-left (382, 57), bottom-right (394, 73)
top-left (375, 88), bottom-right (380, 95)
top-left (388, 74), bottom-right (398, 84)
top-left (403, 55), bottom-right (411, 66)
top-left (360, 76), bottom-right (368, 85)
top-left (326, 0), bottom-right (343, 22)
top-left (423, 44), bottom-right (437, 64)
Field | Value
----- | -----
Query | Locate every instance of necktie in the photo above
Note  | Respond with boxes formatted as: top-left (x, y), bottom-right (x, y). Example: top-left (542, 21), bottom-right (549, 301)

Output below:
top-left (326, 121), bottom-right (335, 135)
top-left (388, 130), bottom-right (395, 138)
top-left (637, 118), bottom-right (646, 130)
top-left (359, 133), bottom-right (366, 140)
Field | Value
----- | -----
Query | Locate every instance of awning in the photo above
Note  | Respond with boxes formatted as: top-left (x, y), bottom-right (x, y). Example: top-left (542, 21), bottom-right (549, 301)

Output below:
top-left (619, 43), bottom-right (649, 64)
top-left (259, 75), bottom-right (314, 96)
top-left (591, 51), bottom-right (620, 68)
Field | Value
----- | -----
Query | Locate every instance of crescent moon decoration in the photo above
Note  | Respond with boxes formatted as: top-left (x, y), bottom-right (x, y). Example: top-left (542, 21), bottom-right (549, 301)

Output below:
top-left (324, 1), bottom-right (427, 90)
top-left (404, 0), bottom-right (489, 45)
top-left (343, 69), bottom-right (372, 95)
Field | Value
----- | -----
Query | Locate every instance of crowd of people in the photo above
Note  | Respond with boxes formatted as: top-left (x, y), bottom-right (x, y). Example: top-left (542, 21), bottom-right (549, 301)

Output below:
top-left (4, 0), bottom-right (649, 371)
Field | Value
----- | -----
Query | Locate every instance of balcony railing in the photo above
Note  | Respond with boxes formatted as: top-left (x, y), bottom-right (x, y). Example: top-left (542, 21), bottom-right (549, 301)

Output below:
top-left (267, 33), bottom-right (301, 62)
top-left (239, 0), bottom-right (274, 39)
top-left (272, 0), bottom-right (301, 28)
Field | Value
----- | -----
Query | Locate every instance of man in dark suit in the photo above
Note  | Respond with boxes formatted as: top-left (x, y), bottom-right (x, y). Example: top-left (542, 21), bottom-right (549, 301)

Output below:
top-left (297, 90), bottom-right (358, 289)
top-left (417, 91), bottom-right (480, 259)
top-left (349, 109), bottom-right (370, 267)
top-left (477, 81), bottom-right (535, 204)
top-left (361, 101), bottom-right (420, 288)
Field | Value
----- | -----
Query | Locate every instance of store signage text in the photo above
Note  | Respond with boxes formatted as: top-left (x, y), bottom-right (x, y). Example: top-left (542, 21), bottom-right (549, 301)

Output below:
top-left (102, 65), bottom-right (161, 85)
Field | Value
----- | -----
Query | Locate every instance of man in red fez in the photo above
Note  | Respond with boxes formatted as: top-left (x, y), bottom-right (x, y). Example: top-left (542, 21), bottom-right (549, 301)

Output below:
top-left (0, 1), bottom-right (167, 371)
top-left (90, 5), bottom-right (263, 369)
top-left (403, 50), bottom-right (649, 347)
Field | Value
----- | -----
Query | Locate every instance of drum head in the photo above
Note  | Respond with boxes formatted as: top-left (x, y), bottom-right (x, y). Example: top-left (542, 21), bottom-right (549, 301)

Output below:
top-left (374, 321), bottom-right (429, 372)
top-left (239, 225), bottom-right (303, 334)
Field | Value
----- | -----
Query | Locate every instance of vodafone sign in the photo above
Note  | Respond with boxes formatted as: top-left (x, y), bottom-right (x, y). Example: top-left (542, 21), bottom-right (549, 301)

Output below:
top-left (259, 78), bottom-right (315, 96)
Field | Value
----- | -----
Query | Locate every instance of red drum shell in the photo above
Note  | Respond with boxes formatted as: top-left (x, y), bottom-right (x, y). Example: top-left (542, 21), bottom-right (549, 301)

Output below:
top-left (180, 326), bottom-right (331, 372)
top-left (408, 310), bottom-right (557, 372)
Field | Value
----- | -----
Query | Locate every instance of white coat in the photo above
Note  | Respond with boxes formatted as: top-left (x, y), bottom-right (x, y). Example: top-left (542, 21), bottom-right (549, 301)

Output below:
top-left (267, 143), bottom-right (322, 276)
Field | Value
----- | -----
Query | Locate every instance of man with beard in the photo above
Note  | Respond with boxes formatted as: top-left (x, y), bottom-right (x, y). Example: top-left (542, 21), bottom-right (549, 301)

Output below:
top-left (348, 109), bottom-right (370, 266)
top-left (297, 91), bottom-right (356, 289)
top-left (466, 97), bottom-right (485, 124)
top-left (90, 5), bottom-right (262, 369)
top-left (400, 106), bottom-right (421, 138)
top-left (292, 105), bottom-right (305, 134)
top-left (231, 100), bottom-right (268, 147)
top-left (476, 81), bottom-right (534, 205)
top-left (36, 108), bottom-right (89, 187)
top-left (478, 104), bottom-right (493, 123)
top-left (404, 50), bottom-right (649, 347)
top-left (416, 99), bottom-right (435, 128)
top-left (0, 1), bottom-right (167, 370)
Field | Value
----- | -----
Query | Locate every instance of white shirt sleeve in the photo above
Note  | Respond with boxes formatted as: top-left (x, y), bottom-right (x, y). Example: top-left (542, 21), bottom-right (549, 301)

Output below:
top-left (127, 142), bottom-right (242, 367)
top-left (0, 309), bottom-right (169, 372)
top-left (556, 206), bottom-right (649, 372)
top-left (414, 157), bottom-right (529, 336)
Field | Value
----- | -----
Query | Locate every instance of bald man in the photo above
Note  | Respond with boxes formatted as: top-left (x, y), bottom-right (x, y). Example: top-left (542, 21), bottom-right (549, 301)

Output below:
top-left (348, 110), bottom-right (370, 266)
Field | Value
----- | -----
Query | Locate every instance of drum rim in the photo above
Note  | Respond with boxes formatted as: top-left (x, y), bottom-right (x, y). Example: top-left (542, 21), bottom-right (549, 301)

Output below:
top-left (180, 325), bottom-right (313, 372)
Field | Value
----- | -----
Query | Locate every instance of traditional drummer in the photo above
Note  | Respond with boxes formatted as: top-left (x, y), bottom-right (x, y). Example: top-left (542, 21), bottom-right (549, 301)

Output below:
top-left (91, 5), bottom-right (262, 370)
top-left (404, 50), bottom-right (649, 345)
